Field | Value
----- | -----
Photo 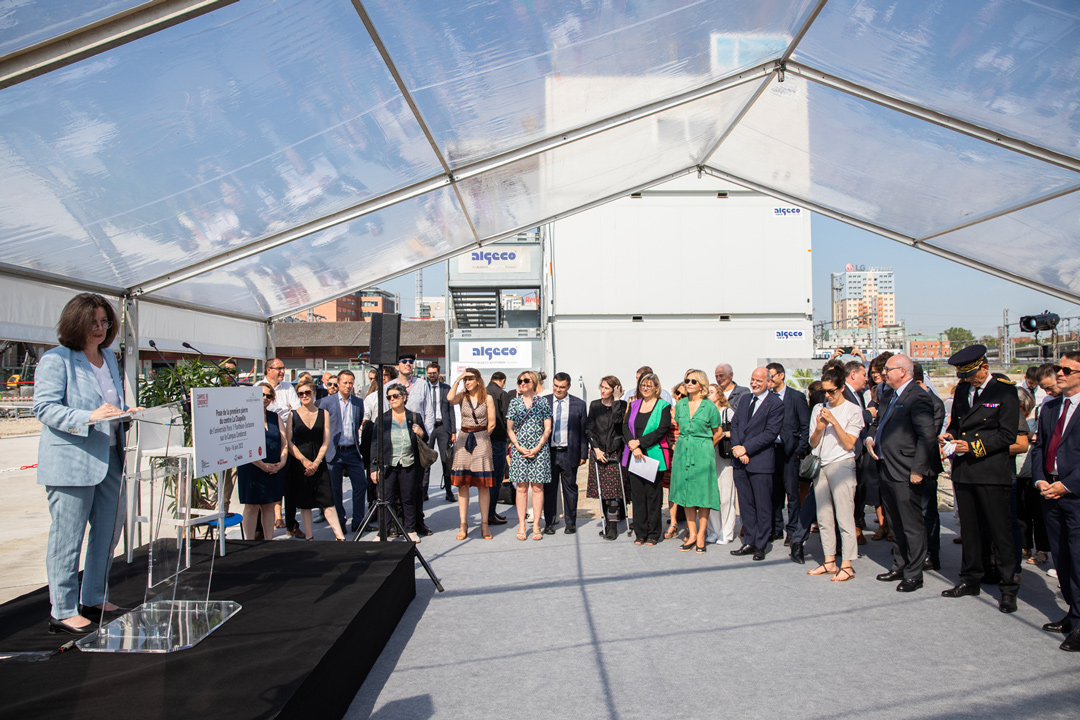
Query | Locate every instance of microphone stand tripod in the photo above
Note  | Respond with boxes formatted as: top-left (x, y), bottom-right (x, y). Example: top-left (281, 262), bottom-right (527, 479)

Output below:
top-left (353, 364), bottom-right (443, 592)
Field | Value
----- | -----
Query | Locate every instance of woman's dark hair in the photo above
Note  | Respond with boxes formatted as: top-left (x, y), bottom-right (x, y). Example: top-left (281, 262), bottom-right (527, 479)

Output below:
top-left (57, 293), bottom-right (118, 351)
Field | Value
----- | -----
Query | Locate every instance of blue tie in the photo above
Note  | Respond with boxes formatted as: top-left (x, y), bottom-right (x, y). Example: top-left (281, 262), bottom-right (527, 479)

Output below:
top-left (555, 399), bottom-right (563, 445)
top-left (875, 393), bottom-right (899, 447)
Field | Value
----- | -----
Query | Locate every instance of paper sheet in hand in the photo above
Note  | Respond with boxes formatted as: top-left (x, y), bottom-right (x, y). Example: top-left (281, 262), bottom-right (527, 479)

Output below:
top-left (628, 454), bottom-right (660, 483)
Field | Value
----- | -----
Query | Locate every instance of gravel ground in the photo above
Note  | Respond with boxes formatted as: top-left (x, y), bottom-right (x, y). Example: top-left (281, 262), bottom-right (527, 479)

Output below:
top-left (0, 417), bottom-right (41, 437)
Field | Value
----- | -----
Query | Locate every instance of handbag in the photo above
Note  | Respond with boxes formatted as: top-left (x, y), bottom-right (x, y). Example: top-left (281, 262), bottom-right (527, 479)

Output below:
top-left (497, 481), bottom-right (516, 505)
top-left (416, 437), bottom-right (439, 468)
top-left (717, 408), bottom-right (733, 459)
top-left (799, 450), bottom-right (821, 481)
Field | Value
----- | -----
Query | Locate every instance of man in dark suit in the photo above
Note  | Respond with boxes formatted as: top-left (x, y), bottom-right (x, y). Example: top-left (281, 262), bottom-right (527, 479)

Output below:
top-left (544, 372), bottom-right (589, 534)
top-left (766, 363), bottom-right (811, 545)
top-left (914, 362), bottom-right (945, 571)
top-left (486, 372), bottom-right (511, 525)
top-left (730, 367), bottom-right (785, 561)
top-left (423, 363), bottom-right (456, 502)
top-left (865, 354), bottom-right (936, 592)
top-left (939, 345), bottom-right (1020, 612)
top-left (1031, 351), bottom-right (1080, 651)
top-left (319, 369), bottom-right (366, 532)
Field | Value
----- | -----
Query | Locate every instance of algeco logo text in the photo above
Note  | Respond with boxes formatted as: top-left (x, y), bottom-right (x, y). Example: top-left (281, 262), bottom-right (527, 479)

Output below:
top-left (773, 207), bottom-right (802, 216)
top-left (472, 346), bottom-right (518, 360)
top-left (471, 251), bottom-right (517, 265)
top-left (775, 330), bottom-right (804, 339)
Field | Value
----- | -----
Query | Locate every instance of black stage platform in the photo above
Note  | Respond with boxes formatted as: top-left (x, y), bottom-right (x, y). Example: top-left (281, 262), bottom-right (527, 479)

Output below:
top-left (0, 540), bottom-right (416, 719)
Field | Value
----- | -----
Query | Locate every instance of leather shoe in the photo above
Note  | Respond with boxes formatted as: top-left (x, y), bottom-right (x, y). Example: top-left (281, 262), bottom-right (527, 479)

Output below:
top-left (896, 578), bottom-right (923, 592)
top-left (415, 524), bottom-right (434, 537)
top-left (730, 544), bottom-right (756, 556)
top-left (923, 558), bottom-right (941, 571)
top-left (941, 582), bottom-right (981, 598)
top-left (783, 534), bottom-right (792, 547)
top-left (789, 542), bottom-right (805, 564)
top-left (564, 526), bottom-right (577, 535)
top-left (543, 525), bottom-right (556, 535)
top-left (444, 492), bottom-right (456, 502)
top-left (752, 549), bottom-right (766, 561)
top-left (487, 514), bottom-right (508, 525)
top-left (1043, 618), bottom-right (1074, 634)
top-left (999, 594), bottom-right (1018, 614)
top-left (771, 531), bottom-right (785, 542)
top-left (49, 616), bottom-right (97, 635)
top-left (1060, 628), bottom-right (1080, 652)
top-left (876, 569), bottom-right (903, 582)
top-left (493, 513), bottom-right (507, 522)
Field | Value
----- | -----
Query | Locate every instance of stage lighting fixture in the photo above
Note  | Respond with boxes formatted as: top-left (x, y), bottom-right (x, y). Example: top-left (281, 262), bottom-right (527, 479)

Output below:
top-left (1019, 312), bottom-right (1059, 333)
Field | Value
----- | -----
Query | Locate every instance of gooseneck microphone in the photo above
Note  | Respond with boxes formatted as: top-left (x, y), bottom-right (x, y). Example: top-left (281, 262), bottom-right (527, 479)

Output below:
top-left (181, 341), bottom-right (205, 355)
top-left (147, 339), bottom-right (170, 365)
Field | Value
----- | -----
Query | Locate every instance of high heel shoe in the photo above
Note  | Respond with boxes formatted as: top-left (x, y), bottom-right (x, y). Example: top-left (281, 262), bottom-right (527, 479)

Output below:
top-left (456, 523), bottom-right (468, 541)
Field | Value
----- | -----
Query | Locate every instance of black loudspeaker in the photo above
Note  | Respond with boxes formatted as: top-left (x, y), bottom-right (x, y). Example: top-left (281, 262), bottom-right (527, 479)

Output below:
top-left (369, 313), bottom-right (402, 366)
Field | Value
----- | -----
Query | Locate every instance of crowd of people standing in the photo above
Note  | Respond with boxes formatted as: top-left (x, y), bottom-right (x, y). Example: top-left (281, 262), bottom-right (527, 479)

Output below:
top-left (241, 347), bottom-right (1080, 655)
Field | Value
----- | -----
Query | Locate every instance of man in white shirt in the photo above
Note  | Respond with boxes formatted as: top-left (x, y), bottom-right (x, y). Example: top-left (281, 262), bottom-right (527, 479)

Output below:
top-left (319, 370), bottom-right (366, 532)
top-left (264, 359), bottom-right (300, 420)
top-left (716, 362), bottom-right (750, 410)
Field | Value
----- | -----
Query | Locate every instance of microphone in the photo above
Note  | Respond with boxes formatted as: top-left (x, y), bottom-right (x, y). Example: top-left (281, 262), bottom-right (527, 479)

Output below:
top-left (181, 341), bottom-right (205, 355)
top-left (148, 339), bottom-right (170, 365)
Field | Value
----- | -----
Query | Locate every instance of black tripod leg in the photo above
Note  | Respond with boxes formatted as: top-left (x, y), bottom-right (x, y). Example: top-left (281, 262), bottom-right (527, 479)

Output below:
top-left (381, 503), bottom-right (444, 592)
top-left (352, 500), bottom-right (381, 542)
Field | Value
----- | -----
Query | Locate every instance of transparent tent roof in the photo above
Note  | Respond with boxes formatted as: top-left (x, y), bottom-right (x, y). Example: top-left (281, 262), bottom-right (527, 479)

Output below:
top-left (1, 0), bottom-right (1078, 321)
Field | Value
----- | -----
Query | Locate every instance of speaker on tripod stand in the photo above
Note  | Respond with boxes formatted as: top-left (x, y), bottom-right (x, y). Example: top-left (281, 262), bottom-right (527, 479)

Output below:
top-left (355, 313), bottom-right (443, 591)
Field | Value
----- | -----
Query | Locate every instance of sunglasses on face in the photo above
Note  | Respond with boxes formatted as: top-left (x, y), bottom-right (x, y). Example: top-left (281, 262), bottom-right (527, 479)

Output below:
top-left (823, 387), bottom-right (841, 395)
top-left (683, 378), bottom-right (699, 385)
top-left (297, 390), bottom-right (313, 397)
top-left (398, 359), bottom-right (414, 364)
top-left (517, 379), bottom-right (532, 385)
top-left (327, 383), bottom-right (337, 389)
top-left (387, 393), bottom-right (403, 400)
top-left (262, 394), bottom-right (273, 400)
top-left (1053, 365), bottom-right (1076, 376)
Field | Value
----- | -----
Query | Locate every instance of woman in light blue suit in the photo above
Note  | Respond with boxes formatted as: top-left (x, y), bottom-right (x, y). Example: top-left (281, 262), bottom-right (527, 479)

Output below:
top-left (34, 294), bottom-right (134, 635)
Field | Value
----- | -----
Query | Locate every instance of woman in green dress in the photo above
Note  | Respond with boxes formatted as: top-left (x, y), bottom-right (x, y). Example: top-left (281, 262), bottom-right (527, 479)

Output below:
top-left (670, 369), bottom-right (723, 553)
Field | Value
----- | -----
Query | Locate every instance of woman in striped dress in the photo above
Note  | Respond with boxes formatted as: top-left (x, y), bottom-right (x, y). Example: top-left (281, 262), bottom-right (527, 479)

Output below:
top-left (447, 367), bottom-right (496, 540)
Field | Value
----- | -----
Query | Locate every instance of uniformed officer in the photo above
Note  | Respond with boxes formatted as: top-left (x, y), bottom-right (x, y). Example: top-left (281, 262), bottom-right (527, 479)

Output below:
top-left (939, 345), bottom-right (1021, 612)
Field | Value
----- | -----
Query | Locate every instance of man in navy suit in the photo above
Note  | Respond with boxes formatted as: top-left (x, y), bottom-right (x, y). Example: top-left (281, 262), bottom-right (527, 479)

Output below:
top-left (1031, 351), bottom-right (1080, 651)
top-left (423, 363), bottom-right (456, 502)
top-left (766, 362), bottom-right (811, 545)
top-left (544, 372), bottom-right (589, 534)
top-left (319, 369), bottom-right (366, 532)
top-left (865, 355), bottom-right (937, 593)
top-left (730, 367), bottom-right (785, 561)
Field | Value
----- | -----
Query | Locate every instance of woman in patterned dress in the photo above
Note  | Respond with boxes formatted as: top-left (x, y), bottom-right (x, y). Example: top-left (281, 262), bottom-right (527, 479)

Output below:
top-left (586, 376), bottom-right (628, 540)
top-left (447, 367), bottom-right (496, 540)
top-left (507, 371), bottom-right (552, 541)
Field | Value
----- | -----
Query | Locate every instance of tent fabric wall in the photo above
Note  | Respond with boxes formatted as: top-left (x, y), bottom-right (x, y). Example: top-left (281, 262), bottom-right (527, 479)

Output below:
top-left (1, 0), bottom-right (1079, 320)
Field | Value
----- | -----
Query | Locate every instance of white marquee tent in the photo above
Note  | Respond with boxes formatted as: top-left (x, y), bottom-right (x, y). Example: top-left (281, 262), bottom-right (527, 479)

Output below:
top-left (2, 0), bottom-right (1079, 394)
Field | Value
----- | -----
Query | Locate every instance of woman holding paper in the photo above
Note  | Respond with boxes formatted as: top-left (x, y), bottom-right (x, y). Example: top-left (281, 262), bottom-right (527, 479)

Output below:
top-left (622, 372), bottom-right (672, 546)
top-left (33, 293), bottom-right (135, 635)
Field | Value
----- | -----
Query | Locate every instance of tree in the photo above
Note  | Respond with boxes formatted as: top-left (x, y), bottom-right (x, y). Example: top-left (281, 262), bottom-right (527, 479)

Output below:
top-left (979, 335), bottom-right (999, 349)
top-left (944, 327), bottom-right (976, 348)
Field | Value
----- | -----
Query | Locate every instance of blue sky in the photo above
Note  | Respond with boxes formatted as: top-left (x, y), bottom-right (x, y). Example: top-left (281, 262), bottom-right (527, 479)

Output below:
top-left (378, 211), bottom-right (1080, 339)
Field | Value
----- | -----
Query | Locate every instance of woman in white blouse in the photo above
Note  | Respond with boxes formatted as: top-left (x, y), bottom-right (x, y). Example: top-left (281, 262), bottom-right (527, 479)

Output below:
top-left (807, 367), bottom-right (865, 582)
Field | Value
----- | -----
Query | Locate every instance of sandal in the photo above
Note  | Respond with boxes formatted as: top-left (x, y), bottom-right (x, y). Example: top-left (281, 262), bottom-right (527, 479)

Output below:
top-left (808, 561), bottom-right (837, 576)
top-left (532, 531), bottom-right (543, 541)
top-left (516, 527), bottom-right (528, 541)
top-left (831, 566), bottom-right (855, 582)
top-left (456, 524), bottom-right (468, 541)
top-left (274, 519), bottom-right (286, 529)
top-left (1028, 551), bottom-right (1048, 565)
top-left (481, 523), bottom-right (492, 540)
top-left (664, 525), bottom-right (679, 540)
top-left (679, 541), bottom-right (696, 552)
top-left (871, 529), bottom-right (887, 541)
